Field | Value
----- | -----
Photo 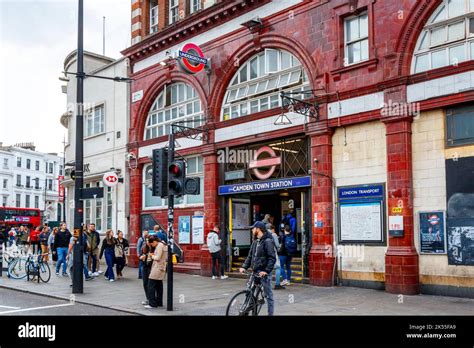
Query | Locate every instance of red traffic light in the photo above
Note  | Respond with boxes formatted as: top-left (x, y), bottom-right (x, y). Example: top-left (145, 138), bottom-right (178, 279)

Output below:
top-left (169, 163), bottom-right (182, 175)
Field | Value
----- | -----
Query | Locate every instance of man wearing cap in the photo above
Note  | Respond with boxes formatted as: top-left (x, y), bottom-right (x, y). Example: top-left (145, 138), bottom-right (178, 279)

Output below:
top-left (239, 221), bottom-right (277, 316)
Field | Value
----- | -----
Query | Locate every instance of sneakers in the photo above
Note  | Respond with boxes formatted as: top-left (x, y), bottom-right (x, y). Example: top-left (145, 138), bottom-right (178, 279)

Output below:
top-left (85, 277), bottom-right (94, 281)
top-left (211, 276), bottom-right (216, 280)
top-left (281, 280), bottom-right (290, 286)
top-left (274, 284), bottom-right (285, 290)
top-left (62, 273), bottom-right (68, 277)
top-left (98, 270), bottom-right (103, 274)
top-left (109, 279), bottom-right (115, 282)
top-left (93, 272), bottom-right (99, 277)
top-left (143, 305), bottom-right (154, 309)
top-left (55, 272), bottom-right (59, 276)
top-left (220, 275), bottom-right (229, 280)
top-left (141, 301), bottom-right (149, 305)
top-left (88, 271), bottom-right (92, 277)
top-left (105, 276), bottom-right (109, 280)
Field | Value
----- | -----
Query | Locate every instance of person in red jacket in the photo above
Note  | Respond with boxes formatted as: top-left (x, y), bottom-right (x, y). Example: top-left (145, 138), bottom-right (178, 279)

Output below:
top-left (28, 226), bottom-right (41, 254)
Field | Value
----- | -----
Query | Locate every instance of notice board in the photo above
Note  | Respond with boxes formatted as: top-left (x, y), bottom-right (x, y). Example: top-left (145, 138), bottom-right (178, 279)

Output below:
top-left (338, 184), bottom-right (386, 245)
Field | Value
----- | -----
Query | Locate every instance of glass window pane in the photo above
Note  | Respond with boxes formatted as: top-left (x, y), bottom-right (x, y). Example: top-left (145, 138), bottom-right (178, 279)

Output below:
top-left (144, 184), bottom-right (164, 207)
top-left (265, 49), bottom-right (279, 73)
top-left (250, 100), bottom-right (259, 114)
top-left (346, 16), bottom-right (359, 42)
top-left (240, 64), bottom-right (248, 83)
top-left (151, 114), bottom-right (157, 125)
top-left (146, 129), bottom-right (151, 139)
top-left (152, 127), bottom-right (157, 138)
top-left (260, 97), bottom-right (269, 111)
top-left (289, 70), bottom-right (302, 84)
top-left (359, 13), bottom-right (368, 38)
top-left (171, 84), bottom-right (178, 104)
top-left (414, 54), bottom-right (429, 73)
top-left (432, 49), bottom-right (447, 68)
top-left (186, 85), bottom-right (193, 100)
top-left (240, 103), bottom-right (248, 116)
top-left (256, 81), bottom-right (267, 94)
top-left (178, 84), bottom-right (185, 102)
top-left (278, 73), bottom-right (290, 87)
top-left (157, 93), bottom-right (164, 108)
top-left (158, 112), bottom-right (163, 123)
top-left (247, 83), bottom-right (258, 96)
top-left (237, 87), bottom-right (247, 99)
top-left (450, 44), bottom-right (466, 65)
top-left (267, 76), bottom-right (279, 90)
top-left (198, 156), bottom-right (203, 172)
top-left (165, 110), bottom-right (171, 121)
top-left (187, 157), bottom-right (197, 173)
top-left (430, 4), bottom-right (446, 23)
top-left (187, 177), bottom-right (204, 204)
top-left (448, 21), bottom-right (465, 41)
top-left (250, 57), bottom-right (258, 79)
top-left (431, 26), bottom-right (447, 46)
top-left (361, 39), bottom-right (369, 60)
top-left (178, 106), bottom-right (184, 118)
top-left (281, 51), bottom-right (291, 70)
top-left (231, 105), bottom-right (239, 119)
top-left (448, 0), bottom-right (465, 18)
top-left (471, 42), bottom-right (474, 59)
top-left (347, 42), bottom-right (361, 64)
top-left (223, 107), bottom-right (230, 120)
top-left (158, 125), bottom-right (163, 137)
top-left (270, 94), bottom-right (280, 108)
top-left (228, 89), bottom-right (237, 102)
top-left (258, 54), bottom-right (265, 76)
top-left (187, 102), bottom-right (193, 114)
top-left (194, 101), bottom-right (201, 113)
top-left (231, 75), bottom-right (239, 86)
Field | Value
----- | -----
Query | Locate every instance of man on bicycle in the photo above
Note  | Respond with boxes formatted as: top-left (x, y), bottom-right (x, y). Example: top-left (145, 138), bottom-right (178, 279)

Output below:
top-left (239, 221), bottom-right (276, 316)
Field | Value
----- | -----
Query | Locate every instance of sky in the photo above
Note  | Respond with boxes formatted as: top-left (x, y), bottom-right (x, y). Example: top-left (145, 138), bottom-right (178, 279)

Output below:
top-left (0, 0), bottom-right (130, 154)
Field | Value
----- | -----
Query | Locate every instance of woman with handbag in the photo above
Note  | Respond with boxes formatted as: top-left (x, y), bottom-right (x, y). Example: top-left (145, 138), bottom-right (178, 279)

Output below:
top-left (100, 229), bottom-right (117, 282)
top-left (115, 230), bottom-right (129, 279)
top-left (144, 235), bottom-right (168, 309)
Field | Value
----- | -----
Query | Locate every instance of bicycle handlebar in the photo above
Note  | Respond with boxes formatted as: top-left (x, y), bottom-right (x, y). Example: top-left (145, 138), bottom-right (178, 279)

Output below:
top-left (241, 270), bottom-right (267, 279)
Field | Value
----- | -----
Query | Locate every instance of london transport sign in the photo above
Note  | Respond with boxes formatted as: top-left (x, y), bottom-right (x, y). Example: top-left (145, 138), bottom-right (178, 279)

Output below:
top-left (178, 43), bottom-right (208, 74)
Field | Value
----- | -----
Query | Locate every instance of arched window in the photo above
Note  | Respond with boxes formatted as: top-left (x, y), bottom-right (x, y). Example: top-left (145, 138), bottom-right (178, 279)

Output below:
top-left (221, 49), bottom-right (310, 120)
top-left (412, 0), bottom-right (474, 74)
top-left (144, 82), bottom-right (203, 140)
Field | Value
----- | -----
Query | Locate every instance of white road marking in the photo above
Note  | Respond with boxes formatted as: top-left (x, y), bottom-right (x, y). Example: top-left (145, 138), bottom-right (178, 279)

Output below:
top-left (0, 303), bottom-right (74, 314)
top-left (0, 305), bottom-right (21, 309)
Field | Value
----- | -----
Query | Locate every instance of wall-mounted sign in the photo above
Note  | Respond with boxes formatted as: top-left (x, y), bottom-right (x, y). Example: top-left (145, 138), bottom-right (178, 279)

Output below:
top-left (132, 90), bottom-right (143, 103)
top-left (447, 218), bottom-right (474, 266)
top-left (103, 171), bottom-right (119, 187)
top-left (58, 175), bottom-right (65, 202)
top-left (389, 215), bottom-right (404, 237)
top-left (178, 216), bottom-right (191, 244)
top-left (224, 170), bottom-right (246, 181)
top-left (338, 184), bottom-right (385, 245)
top-left (191, 215), bottom-right (204, 244)
top-left (218, 176), bottom-right (311, 196)
top-left (392, 207), bottom-right (403, 214)
top-left (249, 146), bottom-right (282, 180)
top-left (178, 43), bottom-right (208, 74)
top-left (419, 211), bottom-right (446, 254)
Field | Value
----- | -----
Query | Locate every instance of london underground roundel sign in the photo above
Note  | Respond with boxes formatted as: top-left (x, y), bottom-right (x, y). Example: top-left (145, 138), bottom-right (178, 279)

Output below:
top-left (103, 171), bottom-right (118, 187)
top-left (178, 43), bottom-right (208, 74)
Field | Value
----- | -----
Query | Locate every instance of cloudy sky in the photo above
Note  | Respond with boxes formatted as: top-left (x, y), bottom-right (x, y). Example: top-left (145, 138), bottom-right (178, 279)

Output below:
top-left (0, 0), bottom-right (130, 154)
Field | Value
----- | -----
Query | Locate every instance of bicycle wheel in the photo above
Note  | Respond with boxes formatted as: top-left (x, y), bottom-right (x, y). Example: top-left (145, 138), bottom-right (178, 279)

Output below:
top-left (39, 262), bottom-right (51, 283)
top-left (26, 261), bottom-right (37, 282)
top-left (226, 290), bottom-right (256, 316)
top-left (8, 258), bottom-right (27, 279)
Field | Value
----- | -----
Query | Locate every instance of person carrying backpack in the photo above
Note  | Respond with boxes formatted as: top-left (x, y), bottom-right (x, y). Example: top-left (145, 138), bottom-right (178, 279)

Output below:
top-left (206, 225), bottom-right (228, 280)
top-left (279, 225), bottom-right (297, 286)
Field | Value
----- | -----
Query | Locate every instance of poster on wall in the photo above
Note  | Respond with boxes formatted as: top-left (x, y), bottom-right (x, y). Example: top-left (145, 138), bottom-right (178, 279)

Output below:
top-left (337, 184), bottom-right (386, 244)
top-left (178, 216), bottom-right (191, 244)
top-left (232, 201), bottom-right (250, 229)
top-left (447, 218), bottom-right (474, 265)
top-left (419, 211), bottom-right (446, 254)
top-left (192, 215), bottom-right (204, 244)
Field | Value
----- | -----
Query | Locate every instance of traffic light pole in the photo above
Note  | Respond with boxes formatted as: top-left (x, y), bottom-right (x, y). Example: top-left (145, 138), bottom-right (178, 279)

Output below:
top-left (167, 131), bottom-right (175, 311)
top-left (72, 0), bottom-right (84, 294)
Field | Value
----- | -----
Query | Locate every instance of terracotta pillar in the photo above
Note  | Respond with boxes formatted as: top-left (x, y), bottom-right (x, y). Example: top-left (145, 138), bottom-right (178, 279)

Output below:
top-left (127, 161), bottom-right (143, 268)
top-left (383, 117), bottom-right (420, 295)
top-left (308, 129), bottom-right (335, 286)
top-left (200, 149), bottom-right (220, 277)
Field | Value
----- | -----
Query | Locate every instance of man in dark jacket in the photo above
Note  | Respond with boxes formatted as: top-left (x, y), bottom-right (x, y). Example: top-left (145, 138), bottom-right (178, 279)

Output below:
top-left (53, 222), bottom-right (72, 276)
top-left (240, 221), bottom-right (276, 316)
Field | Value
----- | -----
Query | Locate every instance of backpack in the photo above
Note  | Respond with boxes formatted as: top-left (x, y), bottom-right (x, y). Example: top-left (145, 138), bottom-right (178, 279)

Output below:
top-left (284, 234), bottom-right (297, 255)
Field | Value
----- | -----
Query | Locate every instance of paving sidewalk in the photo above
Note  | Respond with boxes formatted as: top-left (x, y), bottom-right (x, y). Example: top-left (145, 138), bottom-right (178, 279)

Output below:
top-left (1, 263), bottom-right (473, 316)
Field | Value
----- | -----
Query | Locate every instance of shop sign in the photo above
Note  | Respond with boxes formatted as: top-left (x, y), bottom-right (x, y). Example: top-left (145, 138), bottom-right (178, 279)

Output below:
top-left (178, 43), bottom-right (208, 74)
top-left (249, 146), bottom-right (282, 180)
top-left (218, 176), bottom-right (311, 195)
top-left (224, 170), bottom-right (246, 181)
top-left (103, 171), bottom-right (119, 187)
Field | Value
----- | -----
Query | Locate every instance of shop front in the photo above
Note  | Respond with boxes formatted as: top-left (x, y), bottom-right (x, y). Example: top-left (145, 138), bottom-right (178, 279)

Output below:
top-left (217, 136), bottom-right (312, 282)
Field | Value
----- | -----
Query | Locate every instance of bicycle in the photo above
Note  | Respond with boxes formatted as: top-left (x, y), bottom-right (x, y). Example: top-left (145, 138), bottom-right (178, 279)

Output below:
top-left (7, 255), bottom-right (28, 280)
top-left (26, 253), bottom-right (51, 283)
top-left (226, 270), bottom-right (267, 316)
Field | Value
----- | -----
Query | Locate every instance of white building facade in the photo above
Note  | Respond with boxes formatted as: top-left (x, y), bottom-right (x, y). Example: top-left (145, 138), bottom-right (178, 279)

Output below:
top-left (0, 142), bottom-right (64, 223)
top-left (60, 51), bottom-right (130, 236)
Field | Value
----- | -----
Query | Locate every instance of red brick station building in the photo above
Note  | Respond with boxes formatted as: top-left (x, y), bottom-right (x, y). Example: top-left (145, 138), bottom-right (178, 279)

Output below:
top-left (123, 0), bottom-right (474, 298)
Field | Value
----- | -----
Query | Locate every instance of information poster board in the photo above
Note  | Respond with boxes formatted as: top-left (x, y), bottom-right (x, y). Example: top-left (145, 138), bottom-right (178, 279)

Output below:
top-left (191, 215), bottom-right (204, 244)
top-left (178, 216), bottom-right (191, 244)
top-left (447, 218), bottom-right (474, 265)
top-left (338, 184), bottom-right (385, 245)
top-left (419, 211), bottom-right (446, 254)
top-left (232, 200), bottom-right (251, 247)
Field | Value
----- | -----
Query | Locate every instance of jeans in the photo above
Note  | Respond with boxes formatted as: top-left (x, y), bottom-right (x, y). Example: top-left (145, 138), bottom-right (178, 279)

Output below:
top-left (261, 275), bottom-right (274, 316)
top-left (68, 252), bottom-right (90, 279)
top-left (88, 249), bottom-right (99, 273)
top-left (274, 266), bottom-right (282, 286)
top-left (138, 260), bottom-right (144, 279)
top-left (142, 265), bottom-right (151, 301)
top-left (104, 249), bottom-right (115, 280)
top-left (279, 255), bottom-right (292, 282)
top-left (148, 279), bottom-right (163, 307)
top-left (83, 252), bottom-right (90, 278)
top-left (56, 247), bottom-right (68, 274)
top-left (211, 251), bottom-right (225, 277)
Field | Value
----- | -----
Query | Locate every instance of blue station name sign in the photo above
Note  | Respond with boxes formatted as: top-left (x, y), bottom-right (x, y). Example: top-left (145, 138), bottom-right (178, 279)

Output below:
top-left (218, 176), bottom-right (311, 196)
top-left (338, 184), bottom-right (384, 200)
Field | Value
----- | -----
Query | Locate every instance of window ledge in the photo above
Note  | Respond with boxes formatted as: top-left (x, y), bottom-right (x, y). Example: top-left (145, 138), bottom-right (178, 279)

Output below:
top-left (84, 132), bottom-right (106, 141)
top-left (142, 203), bottom-right (204, 211)
top-left (331, 58), bottom-right (378, 81)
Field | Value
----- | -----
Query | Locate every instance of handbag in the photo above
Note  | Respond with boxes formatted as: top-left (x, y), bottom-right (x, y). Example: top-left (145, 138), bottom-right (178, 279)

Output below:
top-left (114, 244), bottom-right (124, 258)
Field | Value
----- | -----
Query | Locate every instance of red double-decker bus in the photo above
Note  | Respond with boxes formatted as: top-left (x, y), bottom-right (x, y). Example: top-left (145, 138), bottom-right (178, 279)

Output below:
top-left (0, 207), bottom-right (42, 231)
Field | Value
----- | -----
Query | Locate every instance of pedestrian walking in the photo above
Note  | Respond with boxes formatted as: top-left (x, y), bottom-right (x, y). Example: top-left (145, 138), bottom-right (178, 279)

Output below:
top-left (48, 227), bottom-right (58, 264)
top-left (153, 224), bottom-right (168, 243)
top-left (18, 226), bottom-right (29, 250)
top-left (8, 228), bottom-right (16, 247)
top-left (206, 225), bottom-right (228, 280)
top-left (145, 235), bottom-right (168, 309)
top-left (54, 222), bottom-right (72, 276)
top-left (239, 221), bottom-right (276, 316)
top-left (67, 234), bottom-right (93, 286)
top-left (279, 225), bottom-right (295, 286)
top-left (139, 236), bottom-right (152, 306)
top-left (115, 230), bottom-right (129, 279)
top-left (39, 227), bottom-right (51, 263)
top-left (85, 223), bottom-right (101, 276)
top-left (28, 226), bottom-right (41, 255)
top-left (137, 230), bottom-right (149, 279)
top-left (100, 229), bottom-right (116, 282)
top-left (268, 225), bottom-right (284, 290)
